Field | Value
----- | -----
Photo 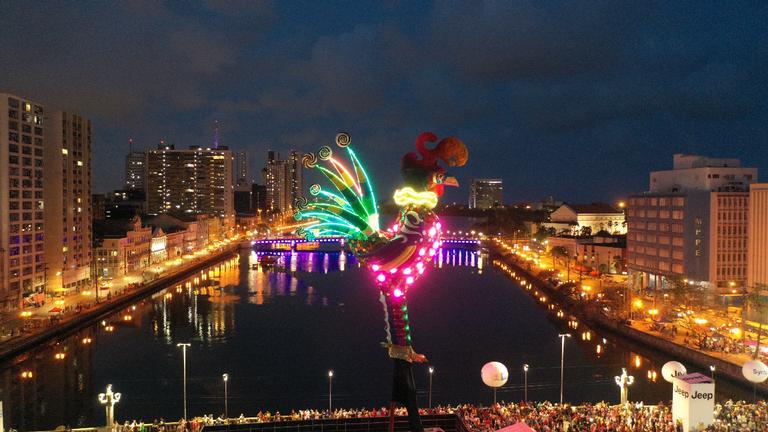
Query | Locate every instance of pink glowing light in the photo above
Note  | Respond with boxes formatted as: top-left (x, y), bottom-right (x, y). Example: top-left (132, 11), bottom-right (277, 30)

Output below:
top-left (377, 274), bottom-right (386, 282)
top-left (371, 264), bottom-right (380, 271)
top-left (418, 268), bottom-right (425, 274)
top-left (390, 268), bottom-right (398, 274)
top-left (418, 248), bottom-right (426, 256)
top-left (432, 240), bottom-right (440, 249)
top-left (436, 222), bottom-right (442, 230)
top-left (393, 288), bottom-right (404, 297)
top-left (406, 277), bottom-right (414, 285)
top-left (428, 227), bottom-right (437, 237)
top-left (416, 262), bottom-right (424, 270)
top-left (403, 267), bottom-right (412, 275)
top-left (428, 248), bottom-right (435, 256)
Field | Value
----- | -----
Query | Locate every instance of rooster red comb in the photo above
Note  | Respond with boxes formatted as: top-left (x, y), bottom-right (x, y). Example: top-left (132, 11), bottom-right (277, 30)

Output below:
top-left (401, 132), bottom-right (468, 193)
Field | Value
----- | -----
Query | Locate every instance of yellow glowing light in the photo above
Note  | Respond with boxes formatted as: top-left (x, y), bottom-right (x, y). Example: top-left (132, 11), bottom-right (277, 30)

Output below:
top-left (633, 299), bottom-right (643, 309)
top-left (731, 327), bottom-right (742, 336)
top-left (393, 187), bottom-right (438, 209)
top-left (694, 317), bottom-right (708, 325)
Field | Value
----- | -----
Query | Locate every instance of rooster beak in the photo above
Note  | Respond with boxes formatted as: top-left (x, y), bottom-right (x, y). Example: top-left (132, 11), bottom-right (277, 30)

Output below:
top-left (444, 176), bottom-right (459, 187)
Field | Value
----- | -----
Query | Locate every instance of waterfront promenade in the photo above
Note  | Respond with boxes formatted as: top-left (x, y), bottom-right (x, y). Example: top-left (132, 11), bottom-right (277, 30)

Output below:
top-left (0, 239), bottom-right (245, 362)
top-left (489, 239), bottom-right (768, 394)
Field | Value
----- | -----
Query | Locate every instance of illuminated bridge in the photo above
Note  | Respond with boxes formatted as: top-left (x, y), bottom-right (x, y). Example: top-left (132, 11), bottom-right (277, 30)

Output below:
top-left (252, 237), bottom-right (481, 252)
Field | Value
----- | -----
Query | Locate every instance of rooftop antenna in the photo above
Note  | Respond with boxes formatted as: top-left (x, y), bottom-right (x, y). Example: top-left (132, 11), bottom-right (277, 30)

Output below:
top-left (129, 138), bottom-right (133, 154)
top-left (213, 120), bottom-right (220, 149)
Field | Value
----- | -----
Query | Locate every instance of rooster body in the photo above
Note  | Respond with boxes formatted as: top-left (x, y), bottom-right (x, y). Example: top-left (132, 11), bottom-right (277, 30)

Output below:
top-left (295, 132), bottom-right (467, 431)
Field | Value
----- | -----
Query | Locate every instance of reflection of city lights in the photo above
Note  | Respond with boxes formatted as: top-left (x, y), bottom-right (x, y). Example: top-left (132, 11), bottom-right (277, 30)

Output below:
top-left (54, 352), bottom-right (66, 360)
top-left (21, 370), bottom-right (33, 379)
top-left (82, 337), bottom-right (92, 344)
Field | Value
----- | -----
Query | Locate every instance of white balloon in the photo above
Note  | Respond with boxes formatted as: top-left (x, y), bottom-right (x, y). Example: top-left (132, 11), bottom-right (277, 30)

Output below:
top-left (481, 361), bottom-right (509, 388)
top-left (661, 361), bottom-right (687, 383)
top-left (742, 360), bottom-right (768, 383)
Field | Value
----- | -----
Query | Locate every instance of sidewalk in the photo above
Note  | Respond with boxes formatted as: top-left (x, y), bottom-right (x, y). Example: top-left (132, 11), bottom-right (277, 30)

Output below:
top-left (0, 238), bottom-right (244, 345)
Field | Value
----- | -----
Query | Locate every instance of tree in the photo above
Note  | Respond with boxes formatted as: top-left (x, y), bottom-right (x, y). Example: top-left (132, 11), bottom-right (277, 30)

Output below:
top-left (551, 246), bottom-right (569, 266)
top-left (533, 227), bottom-right (549, 243)
top-left (579, 226), bottom-right (592, 237)
top-left (746, 284), bottom-right (768, 359)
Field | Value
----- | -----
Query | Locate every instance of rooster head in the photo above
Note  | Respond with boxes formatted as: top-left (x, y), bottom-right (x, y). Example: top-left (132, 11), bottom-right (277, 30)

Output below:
top-left (401, 132), bottom-right (468, 197)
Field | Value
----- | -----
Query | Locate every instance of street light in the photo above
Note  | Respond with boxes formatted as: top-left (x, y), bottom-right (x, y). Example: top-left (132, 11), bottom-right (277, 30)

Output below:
top-left (558, 333), bottom-right (572, 404)
top-left (523, 364), bottom-right (529, 403)
top-left (222, 373), bottom-right (229, 419)
top-left (428, 366), bottom-right (434, 408)
top-left (328, 370), bottom-right (334, 413)
top-left (177, 343), bottom-right (191, 419)
top-left (710, 365), bottom-right (716, 382)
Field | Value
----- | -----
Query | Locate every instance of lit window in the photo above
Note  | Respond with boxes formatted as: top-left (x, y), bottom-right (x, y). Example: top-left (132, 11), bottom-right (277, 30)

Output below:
top-left (62, 149), bottom-right (68, 155)
top-left (76, 160), bottom-right (83, 166)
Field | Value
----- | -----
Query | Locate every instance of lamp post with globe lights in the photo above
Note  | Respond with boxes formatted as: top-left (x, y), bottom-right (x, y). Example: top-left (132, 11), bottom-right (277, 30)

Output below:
top-left (428, 366), bottom-right (434, 408)
top-left (523, 364), bottom-right (529, 403)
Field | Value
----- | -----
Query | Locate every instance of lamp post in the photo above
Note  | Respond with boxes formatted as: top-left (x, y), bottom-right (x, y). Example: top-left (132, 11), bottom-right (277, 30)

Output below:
top-left (523, 364), bottom-right (529, 403)
top-left (428, 366), bottom-right (434, 409)
top-left (177, 343), bottom-right (191, 419)
top-left (98, 384), bottom-right (122, 428)
top-left (613, 368), bottom-right (634, 405)
top-left (709, 365), bottom-right (716, 382)
top-left (222, 373), bottom-right (229, 419)
top-left (558, 333), bottom-right (571, 404)
top-left (328, 370), bottom-right (334, 413)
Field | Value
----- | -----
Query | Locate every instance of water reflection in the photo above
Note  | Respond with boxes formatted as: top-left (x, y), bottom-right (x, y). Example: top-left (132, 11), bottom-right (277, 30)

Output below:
top-left (0, 249), bottom-right (481, 430)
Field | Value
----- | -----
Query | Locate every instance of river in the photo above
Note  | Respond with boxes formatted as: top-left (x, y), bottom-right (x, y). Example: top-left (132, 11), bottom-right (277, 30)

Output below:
top-left (0, 247), bottom-right (751, 430)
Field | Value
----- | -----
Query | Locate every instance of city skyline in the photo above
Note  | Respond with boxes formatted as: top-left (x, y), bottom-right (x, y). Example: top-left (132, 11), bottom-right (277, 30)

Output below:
top-left (1, 2), bottom-right (766, 203)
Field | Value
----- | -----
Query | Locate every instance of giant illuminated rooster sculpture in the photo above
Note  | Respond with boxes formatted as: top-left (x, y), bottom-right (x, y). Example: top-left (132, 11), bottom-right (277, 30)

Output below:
top-left (295, 132), bottom-right (468, 432)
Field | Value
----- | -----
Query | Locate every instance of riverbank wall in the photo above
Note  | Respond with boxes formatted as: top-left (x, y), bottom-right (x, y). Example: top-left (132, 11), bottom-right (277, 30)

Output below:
top-left (0, 241), bottom-right (246, 362)
top-left (489, 243), bottom-right (768, 395)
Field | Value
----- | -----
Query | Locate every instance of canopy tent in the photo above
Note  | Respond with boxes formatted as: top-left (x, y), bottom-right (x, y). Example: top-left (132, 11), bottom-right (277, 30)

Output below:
top-left (497, 422), bottom-right (536, 432)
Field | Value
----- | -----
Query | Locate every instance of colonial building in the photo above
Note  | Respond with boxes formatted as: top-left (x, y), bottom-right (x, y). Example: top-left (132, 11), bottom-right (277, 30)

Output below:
top-left (545, 203), bottom-right (626, 235)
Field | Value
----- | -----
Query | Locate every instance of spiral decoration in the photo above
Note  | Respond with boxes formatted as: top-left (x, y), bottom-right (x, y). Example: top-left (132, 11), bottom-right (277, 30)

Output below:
top-left (318, 146), bottom-right (332, 160)
top-left (296, 227), bottom-right (306, 237)
top-left (335, 132), bottom-right (351, 147)
top-left (309, 183), bottom-right (322, 196)
top-left (302, 152), bottom-right (317, 168)
top-left (294, 196), bottom-right (308, 210)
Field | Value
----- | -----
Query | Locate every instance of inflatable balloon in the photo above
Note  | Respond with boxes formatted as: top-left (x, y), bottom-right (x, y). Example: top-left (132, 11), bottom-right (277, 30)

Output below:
top-left (742, 359), bottom-right (768, 383)
top-left (481, 361), bottom-right (509, 388)
top-left (661, 361), bottom-right (687, 383)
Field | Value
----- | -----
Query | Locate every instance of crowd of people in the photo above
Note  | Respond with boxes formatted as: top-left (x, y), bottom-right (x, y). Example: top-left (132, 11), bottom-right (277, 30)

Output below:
top-left (102, 401), bottom-right (768, 432)
top-left (458, 400), bottom-right (768, 432)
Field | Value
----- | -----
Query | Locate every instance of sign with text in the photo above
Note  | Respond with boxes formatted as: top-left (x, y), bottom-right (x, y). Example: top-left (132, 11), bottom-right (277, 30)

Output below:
top-left (672, 372), bottom-right (714, 431)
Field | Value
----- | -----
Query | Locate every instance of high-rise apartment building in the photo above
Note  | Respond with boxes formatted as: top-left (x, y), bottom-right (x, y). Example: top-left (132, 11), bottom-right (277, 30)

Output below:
top-left (748, 184), bottom-right (768, 290)
top-left (44, 110), bottom-right (92, 295)
top-left (125, 150), bottom-right (147, 191)
top-left (0, 93), bottom-right (46, 308)
top-left (233, 151), bottom-right (248, 186)
top-left (469, 179), bottom-right (503, 209)
top-left (262, 150), bottom-right (303, 213)
top-left (627, 154), bottom-right (757, 293)
top-left (146, 144), bottom-right (234, 217)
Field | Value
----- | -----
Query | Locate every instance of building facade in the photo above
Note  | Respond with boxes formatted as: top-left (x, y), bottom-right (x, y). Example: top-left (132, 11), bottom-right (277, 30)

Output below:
top-left (262, 150), bottom-right (303, 213)
top-left (146, 144), bottom-right (234, 217)
top-left (0, 93), bottom-right (47, 308)
top-left (125, 150), bottom-right (146, 191)
top-left (469, 179), bottom-right (502, 209)
top-left (627, 154), bottom-right (757, 293)
top-left (748, 184), bottom-right (768, 290)
top-left (43, 110), bottom-right (93, 295)
top-left (234, 151), bottom-right (248, 186)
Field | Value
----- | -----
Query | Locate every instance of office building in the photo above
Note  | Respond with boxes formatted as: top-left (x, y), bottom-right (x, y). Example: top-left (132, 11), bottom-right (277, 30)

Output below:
top-left (44, 110), bottom-right (93, 295)
top-left (748, 184), bottom-right (768, 290)
top-left (0, 93), bottom-right (46, 308)
top-left (262, 150), bottom-right (303, 213)
top-left (146, 143), bottom-right (234, 217)
top-left (252, 183), bottom-right (267, 213)
top-left (627, 154), bottom-right (757, 293)
top-left (469, 179), bottom-right (503, 209)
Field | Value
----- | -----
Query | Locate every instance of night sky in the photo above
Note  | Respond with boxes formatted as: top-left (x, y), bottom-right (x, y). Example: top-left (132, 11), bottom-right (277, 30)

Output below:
top-left (2, 1), bottom-right (766, 203)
